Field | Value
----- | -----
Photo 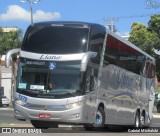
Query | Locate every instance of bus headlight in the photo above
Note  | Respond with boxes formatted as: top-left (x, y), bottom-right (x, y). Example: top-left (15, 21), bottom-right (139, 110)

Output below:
top-left (15, 99), bottom-right (26, 106)
top-left (65, 102), bottom-right (84, 109)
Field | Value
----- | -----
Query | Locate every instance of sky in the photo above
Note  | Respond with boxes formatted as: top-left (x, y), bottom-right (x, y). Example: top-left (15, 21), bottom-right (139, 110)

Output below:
top-left (1, 0), bottom-right (160, 35)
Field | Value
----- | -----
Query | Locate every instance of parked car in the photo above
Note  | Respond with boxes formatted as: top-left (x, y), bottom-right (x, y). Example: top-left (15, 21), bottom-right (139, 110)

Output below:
top-left (155, 93), bottom-right (160, 113)
top-left (157, 101), bottom-right (160, 113)
top-left (2, 95), bottom-right (9, 106)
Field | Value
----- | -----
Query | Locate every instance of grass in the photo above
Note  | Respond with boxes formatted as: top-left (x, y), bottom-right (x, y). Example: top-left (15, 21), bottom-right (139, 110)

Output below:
top-left (0, 122), bottom-right (32, 127)
top-left (0, 123), bottom-right (14, 127)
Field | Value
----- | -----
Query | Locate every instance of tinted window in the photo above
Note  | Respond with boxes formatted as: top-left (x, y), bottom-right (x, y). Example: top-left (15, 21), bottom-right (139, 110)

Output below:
top-left (104, 35), bottom-right (118, 66)
top-left (22, 25), bottom-right (89, 54)
top-left (104, 34), bottom-right (146, 75)
top-left (90, 25), bottom-right (105, 64)
top-left (118, 42), bottom-right (145, 75)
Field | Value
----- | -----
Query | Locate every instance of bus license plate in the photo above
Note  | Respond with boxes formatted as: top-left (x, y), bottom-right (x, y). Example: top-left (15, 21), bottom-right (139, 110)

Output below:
top-left (39, 114), bottom-right (51, 118)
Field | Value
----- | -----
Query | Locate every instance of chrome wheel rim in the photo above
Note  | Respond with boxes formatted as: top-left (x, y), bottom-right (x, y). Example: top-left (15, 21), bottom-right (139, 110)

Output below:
top-left (135, 115), bottom-right (140, 128)
top-left (141, 116), bottom-right (145, 126)
top-left (95, 111), bottom-right (103, 126)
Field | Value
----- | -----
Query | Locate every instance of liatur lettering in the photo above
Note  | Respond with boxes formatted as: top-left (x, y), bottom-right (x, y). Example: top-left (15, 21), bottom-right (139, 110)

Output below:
top-left (40, 55), bottom-right (62, 60)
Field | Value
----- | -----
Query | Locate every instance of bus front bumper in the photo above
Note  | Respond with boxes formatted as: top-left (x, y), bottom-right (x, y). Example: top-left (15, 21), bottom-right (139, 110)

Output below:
top-left (13, 102), bottom-right (86, 124)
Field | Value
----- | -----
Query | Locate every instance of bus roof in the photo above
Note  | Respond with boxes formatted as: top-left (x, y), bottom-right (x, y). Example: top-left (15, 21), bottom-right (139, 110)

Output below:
top-left (29, 21), bottom-right (155, 62)
top-left (31, 21), bottom-right (98, 28)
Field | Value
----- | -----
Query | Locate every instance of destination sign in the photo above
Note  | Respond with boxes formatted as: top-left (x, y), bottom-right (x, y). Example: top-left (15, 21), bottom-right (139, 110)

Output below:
top-left (26, 61), bottom-right (46, 65)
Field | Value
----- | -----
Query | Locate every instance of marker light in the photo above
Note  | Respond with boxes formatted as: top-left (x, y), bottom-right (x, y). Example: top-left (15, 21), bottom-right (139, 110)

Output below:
top-left (65, 102), bottom-right (84, 109)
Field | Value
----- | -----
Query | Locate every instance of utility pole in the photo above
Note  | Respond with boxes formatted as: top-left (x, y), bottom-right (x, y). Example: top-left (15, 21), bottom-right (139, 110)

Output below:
top-left (0, 56), bottom-right (2, 107)
top-left (146, 0), bottom-right (160, 8)
top-left (0, 55), bottom-right (1, 88)
top-left (20, 0), bottom-right (41, 25)
top-left (104, 17), bottom-right (118, 32)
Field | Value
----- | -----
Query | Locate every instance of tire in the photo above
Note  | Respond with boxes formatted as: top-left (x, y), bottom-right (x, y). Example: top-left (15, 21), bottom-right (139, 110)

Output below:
top-left (84, 107), bottom-right (105, 131)
top-left (134, 112), bottom-right (140, 128)
top-left (83, 124), bottom-right (94, 131)
top-left (94, 107), bottom-right (105, 127)
top-left (157, 105), bottom-right (160, 113)
top-left (30, 120), bottom-right (58, 129)
top-left (140, 113), bottom-right (145, 128)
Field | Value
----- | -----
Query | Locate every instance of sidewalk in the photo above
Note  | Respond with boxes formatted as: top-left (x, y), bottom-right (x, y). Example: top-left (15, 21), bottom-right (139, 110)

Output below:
top-left (0, 107), bottom-right (14, 110)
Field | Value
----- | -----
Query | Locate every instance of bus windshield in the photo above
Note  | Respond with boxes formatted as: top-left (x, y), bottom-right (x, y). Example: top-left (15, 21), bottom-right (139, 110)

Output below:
top-left (17, 58), bottom-right (82, 99)
top-left (21, 25), bottom-right (89, 54)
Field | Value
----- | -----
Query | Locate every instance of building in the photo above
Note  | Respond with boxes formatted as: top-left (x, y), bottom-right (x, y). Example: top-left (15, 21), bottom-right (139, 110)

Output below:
top-left (0, 26), bottom-right (19, 104)
top-left (0, 55), bottom-right (12, 102)
top-left (121, 35), bottom-right (130, 40)
top-left (0, 27), bottom-right (18, 32)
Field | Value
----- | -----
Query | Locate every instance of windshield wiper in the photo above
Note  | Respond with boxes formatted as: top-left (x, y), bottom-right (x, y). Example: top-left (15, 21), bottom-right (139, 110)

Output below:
top-left (17, 88), bottom-right (44, 94)
top-left (29, 90), bottom-right (45, 94)
top-left (50, 90), bottom-right (76, 97)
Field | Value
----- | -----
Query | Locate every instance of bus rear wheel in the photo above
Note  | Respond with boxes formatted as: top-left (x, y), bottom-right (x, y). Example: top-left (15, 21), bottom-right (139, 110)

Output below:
top-left (140, 112), bottom-right (145, 128)
top-left (134, 112), bottom-right (140, 128)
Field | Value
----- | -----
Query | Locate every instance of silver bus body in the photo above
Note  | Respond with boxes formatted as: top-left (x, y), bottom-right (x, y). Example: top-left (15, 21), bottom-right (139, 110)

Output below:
top-left (5, 22), bottom-right (155, 128)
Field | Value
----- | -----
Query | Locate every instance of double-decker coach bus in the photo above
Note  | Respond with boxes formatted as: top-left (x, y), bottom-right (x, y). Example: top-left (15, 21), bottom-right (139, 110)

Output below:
top-left (5, 21), bottom-right (155, 129)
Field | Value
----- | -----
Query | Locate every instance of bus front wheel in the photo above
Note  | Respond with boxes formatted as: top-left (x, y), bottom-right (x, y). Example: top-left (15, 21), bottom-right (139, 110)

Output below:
top-left (94, 107), bottom-right (105, 128)
top-left (84, 107), bottom-right (105, 130)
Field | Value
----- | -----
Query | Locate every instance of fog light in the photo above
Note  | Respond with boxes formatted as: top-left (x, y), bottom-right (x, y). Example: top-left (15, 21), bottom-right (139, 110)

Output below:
top-left (15, 99), bottom-right (26, 106)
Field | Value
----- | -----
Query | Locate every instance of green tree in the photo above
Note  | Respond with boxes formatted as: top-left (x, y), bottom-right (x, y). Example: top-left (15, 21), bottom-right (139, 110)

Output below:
top-left (129, 22), bottom-right (157, 56)
top-left (148, 14), bottom-right (160, 51)
top-left (129, 14), bottom-right (160, 81)
top-left (0, 28), bottom-right (22, 55)
top-left (129, 22), bottom-right (148, 47)
top-left (148, 14), bottom-right (160, 35)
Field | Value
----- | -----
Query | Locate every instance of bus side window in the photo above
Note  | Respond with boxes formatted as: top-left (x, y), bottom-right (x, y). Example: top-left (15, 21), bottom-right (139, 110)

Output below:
top-left (118, 41), bottom-right (145, 76)
top-left (104, 35), bottom-right (118, 66)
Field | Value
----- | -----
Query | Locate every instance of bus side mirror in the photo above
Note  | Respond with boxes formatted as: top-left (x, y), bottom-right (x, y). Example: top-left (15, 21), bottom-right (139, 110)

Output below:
top-left (5, 48), bottom-right (20, 68)
top-left (81, 51), bottom-right (97, 72)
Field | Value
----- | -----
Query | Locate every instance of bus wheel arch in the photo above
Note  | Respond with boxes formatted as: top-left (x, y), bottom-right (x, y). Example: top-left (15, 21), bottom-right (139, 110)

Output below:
top-left (98, 103), bottom-right (104, 110)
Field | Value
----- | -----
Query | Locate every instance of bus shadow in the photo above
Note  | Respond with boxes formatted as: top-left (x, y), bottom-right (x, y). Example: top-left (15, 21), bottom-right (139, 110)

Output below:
top-left (85, 126), bottom-right (129, 133)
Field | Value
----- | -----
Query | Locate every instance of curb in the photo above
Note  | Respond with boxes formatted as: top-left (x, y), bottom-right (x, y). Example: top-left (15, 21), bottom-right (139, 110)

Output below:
top-left (153, 114), bottom-right (160, 119)
top-left (0, 107), bottom-right (14, 111)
